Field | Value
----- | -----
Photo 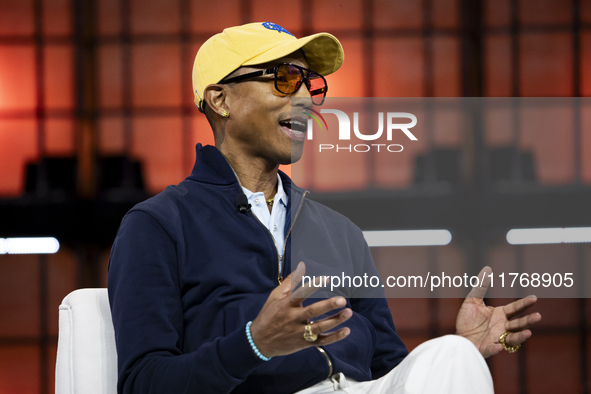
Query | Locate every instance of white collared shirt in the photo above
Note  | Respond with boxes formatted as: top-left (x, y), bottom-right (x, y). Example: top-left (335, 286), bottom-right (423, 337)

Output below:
top-left (242, 174), bottom-right (288, 272)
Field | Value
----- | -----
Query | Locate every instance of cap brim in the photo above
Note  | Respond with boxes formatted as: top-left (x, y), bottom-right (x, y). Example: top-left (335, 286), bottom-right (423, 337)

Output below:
top-left (242, 32), bottom-right (344, 77)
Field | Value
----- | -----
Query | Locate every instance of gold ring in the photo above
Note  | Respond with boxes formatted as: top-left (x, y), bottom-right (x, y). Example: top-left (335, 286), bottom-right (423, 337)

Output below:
top-left (303, 322), bottom-right (318, 342)
top-left (499, 332), bottom-right (521, 353)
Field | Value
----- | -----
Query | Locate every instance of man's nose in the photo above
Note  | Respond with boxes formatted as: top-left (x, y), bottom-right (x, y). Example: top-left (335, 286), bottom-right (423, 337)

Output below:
top-left (293, 80), bottom-right (313, 107)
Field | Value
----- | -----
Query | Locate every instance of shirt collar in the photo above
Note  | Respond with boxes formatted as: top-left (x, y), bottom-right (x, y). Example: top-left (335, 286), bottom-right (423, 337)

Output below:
top-left (275, 173), bottom-right (287, 207)
top-left (242, 173), bottom-right (288, 207)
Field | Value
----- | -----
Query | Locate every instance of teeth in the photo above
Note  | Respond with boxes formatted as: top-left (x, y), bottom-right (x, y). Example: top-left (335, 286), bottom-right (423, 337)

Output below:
top-left (280, 119), bottom-right (307, 133)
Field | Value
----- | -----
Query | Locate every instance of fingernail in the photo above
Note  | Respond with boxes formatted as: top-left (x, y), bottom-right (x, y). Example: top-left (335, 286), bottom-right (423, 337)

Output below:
top-left (336, 298), bottom-right (346, 307)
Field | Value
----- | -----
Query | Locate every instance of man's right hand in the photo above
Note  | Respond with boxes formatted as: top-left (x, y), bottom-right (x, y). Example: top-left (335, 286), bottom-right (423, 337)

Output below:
top-left (249, 261), bottom-right (352, 358)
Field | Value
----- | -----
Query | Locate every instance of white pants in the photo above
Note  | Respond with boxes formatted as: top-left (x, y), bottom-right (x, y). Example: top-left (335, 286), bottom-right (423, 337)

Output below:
top-left (296, 335), bottom-right (494, 394)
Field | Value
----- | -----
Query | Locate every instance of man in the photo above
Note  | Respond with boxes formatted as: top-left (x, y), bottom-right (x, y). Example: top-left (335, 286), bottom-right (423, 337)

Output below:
top-left (108, 22), bottom-right (541, 394)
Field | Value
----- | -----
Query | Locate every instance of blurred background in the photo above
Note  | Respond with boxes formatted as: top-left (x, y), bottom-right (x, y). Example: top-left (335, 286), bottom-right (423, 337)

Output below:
top-left (1, 0), bottom-right (591, 392)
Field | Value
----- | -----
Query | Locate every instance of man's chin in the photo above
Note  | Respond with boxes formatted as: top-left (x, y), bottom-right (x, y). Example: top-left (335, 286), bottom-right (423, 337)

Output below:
top-left (271, 141), bottom-right (304, 166)
top-left (288, 143), bottom-right (305, 164)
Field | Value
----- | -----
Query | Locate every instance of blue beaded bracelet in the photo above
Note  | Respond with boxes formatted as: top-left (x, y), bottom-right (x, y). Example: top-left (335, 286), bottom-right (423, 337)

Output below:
top-left (246, 321), bottom-right (271, 361)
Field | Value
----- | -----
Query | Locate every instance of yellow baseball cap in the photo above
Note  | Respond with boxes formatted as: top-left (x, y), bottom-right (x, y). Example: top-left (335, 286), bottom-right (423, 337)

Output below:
top-left (192, 22), bottom-right (344, 110)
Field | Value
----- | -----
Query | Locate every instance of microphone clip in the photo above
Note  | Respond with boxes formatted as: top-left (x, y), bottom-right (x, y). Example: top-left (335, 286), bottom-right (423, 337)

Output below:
top-left (238, 203), bottom-right (252, 214)
top-left (235, 193), bottom-right (252, 214)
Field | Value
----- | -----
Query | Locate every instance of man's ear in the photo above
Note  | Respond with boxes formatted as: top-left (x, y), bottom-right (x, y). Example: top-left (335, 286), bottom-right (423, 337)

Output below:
top-left (203, 85), bottom-right (228, 117)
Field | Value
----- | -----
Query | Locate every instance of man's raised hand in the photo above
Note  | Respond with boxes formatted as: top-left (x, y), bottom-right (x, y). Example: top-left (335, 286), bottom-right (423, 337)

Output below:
top-left (456, 266), bottom-right (542, 358)
top-left (249, 261), bottom-right (352, 358)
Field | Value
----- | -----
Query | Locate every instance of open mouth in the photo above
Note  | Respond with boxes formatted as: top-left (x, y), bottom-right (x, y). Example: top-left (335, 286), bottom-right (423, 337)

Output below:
top-left (279, 117), bottom-right (308, 140)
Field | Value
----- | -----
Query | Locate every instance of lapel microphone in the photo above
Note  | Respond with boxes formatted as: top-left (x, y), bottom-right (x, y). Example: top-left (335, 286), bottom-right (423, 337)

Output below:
top-left (235, 193), bottom-right (251, 214)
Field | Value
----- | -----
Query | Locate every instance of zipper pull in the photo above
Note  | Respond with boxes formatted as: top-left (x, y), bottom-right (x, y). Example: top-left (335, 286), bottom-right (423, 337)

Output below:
top-left (278, 254), bottom-right (284, 285)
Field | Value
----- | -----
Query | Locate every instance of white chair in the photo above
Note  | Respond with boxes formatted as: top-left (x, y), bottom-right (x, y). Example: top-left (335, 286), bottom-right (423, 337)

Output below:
top-left (55, 288), bottom-right (118, 394)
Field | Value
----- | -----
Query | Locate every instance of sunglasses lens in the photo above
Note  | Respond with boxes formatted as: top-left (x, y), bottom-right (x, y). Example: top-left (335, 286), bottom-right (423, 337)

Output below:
top-left (275, 64), bottom-right (327, 105)
top-left (276, 65), bottom-right (303, 94)
top-left (308, 72), bottom-right (327, 105)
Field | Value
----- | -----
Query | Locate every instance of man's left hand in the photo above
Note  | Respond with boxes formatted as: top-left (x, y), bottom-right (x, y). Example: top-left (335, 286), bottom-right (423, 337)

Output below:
top-left (455, 266), bottom-right (542, 358)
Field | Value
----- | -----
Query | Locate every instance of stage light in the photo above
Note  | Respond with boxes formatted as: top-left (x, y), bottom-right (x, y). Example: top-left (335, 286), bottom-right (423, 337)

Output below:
top-left (363, 230), bottom-right (452, 247)
top-left (507, 227), bottom-right (591, 245)
top-left (0, 237), bottom-right (60, 254)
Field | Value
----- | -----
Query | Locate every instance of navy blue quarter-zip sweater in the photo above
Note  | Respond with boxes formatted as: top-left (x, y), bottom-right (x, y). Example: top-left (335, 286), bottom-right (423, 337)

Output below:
top-left (108, 144), bottom-right (408, 394)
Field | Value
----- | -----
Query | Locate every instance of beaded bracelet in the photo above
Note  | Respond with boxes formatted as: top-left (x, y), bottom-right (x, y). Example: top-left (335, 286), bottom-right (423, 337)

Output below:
top-left (245, 321), bottom-right (272, 361)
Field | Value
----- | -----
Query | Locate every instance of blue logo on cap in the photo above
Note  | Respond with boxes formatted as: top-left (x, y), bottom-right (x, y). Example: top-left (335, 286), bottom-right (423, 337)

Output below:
top-left (262, 22), bottom-right (294, 36)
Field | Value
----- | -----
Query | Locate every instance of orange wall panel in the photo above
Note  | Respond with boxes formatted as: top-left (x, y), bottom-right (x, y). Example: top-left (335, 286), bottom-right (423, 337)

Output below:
top-left (97, 0), bottom-right (122, 36)
top-left (43, 0), bottom-right (72, 36)
top-left (387, 298), bottom-right (430, 331)
top-left (45, 119), bottom-right (75, 156)
top-left (98, 44), bottom-right (124, 109)
top-left (0, 0), bottom-right (34, 36)
top-left (520, 0), bottom-right (572, 25)
top-left (44, 45), bottom-right (74, 109)
top-left (489, 347), bottom-right (521, 394)
top-left (374, 37), bottom-right (424, 97)
top-left (131, 0), bottom-right (180, 35)
top-left (531, 299), bottom-right (579, 329)
top-left (435, 298), bottom-right (463, 331)
top-left (98, 116), bottom-right (126, 155)
top-left (189, 0), bottom-right (241, 34)
top-left (583, 0), bottom-right (591, 24)
top-left (527, 334), bottom-right (580, 392)
top-left (432, 0), bottom-right (459, 29)
top-left (520, 33), bottom-right (573, 96)
top-left (47, 344), bottom-right (58, 394)
top-left (0, 45), bottom-right (36, 111)
top-left (484, 35), bottom-right (512, 97)
top-left (0, 345), bottom-right (40, 393)
top-left (324, 38), bottom-right (364, 98)
top-left (0, 255), bottom-right (40, 337)
top-left (131, 116), bottom-right (184, 192)
top-left (432, 37), bottom-right (460, 97)
top-left (191, 115), bottom-right (213, 148)
top-left (484, 0), bottom-right (511, 28)
top-left (131, 43), bottom-right (182, 108)
top-left (581, 33), bottom-right (591, 97)
top-left (374, 0), bottom-right (423, 30)
top-left (312, 0), bottom-right (363, 31)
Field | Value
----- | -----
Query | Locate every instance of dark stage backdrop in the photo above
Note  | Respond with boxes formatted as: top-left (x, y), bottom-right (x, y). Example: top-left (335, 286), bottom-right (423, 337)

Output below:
top-left (1, 0), bottom-right (591, 393)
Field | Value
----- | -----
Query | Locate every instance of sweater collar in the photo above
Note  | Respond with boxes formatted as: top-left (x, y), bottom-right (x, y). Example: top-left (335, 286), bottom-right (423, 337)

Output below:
top-left (188, 144), bottom-right (306, 206)
top-left (188, 144), bottom-right (238, 186)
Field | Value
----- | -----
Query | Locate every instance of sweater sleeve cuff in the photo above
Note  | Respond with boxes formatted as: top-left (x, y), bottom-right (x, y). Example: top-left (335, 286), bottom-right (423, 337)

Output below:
top-left (217, 323), bottom-right (267, 379)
